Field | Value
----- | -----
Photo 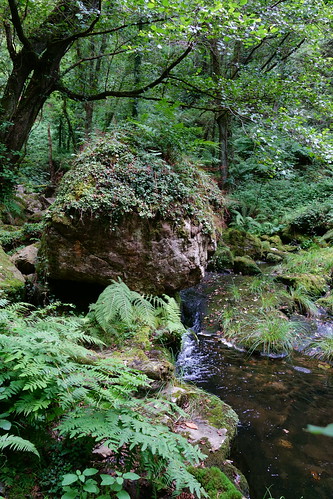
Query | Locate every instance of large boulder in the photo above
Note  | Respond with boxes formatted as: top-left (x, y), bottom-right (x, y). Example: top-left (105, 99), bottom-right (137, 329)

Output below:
top-left (40, 130), bottom-right (224, 294)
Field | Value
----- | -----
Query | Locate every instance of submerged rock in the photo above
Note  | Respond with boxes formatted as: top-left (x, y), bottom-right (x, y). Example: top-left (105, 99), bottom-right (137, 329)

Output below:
top-left (40, 131), bottom-right (224, 294)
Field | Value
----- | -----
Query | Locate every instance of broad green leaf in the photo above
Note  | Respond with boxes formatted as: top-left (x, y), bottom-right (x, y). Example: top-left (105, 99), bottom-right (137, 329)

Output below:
top-left (307, 423), bottom-right (333, 437)
top-left (116, 491), bottom-right (130, 499)
top-left (0, 420), bottom-right (11, 431)
top-left (62, 474), bottom-right (78, 486)
top-left (122, 472), bottom-right (140, 480)
top-left (83, 468), bottom-right (98, 476)
top-left (100, 474), bottom-right (115, 485)
top-left (83, 481), bottom-right (99, 493)
top-left (61, 489), bottom-right (79, 499)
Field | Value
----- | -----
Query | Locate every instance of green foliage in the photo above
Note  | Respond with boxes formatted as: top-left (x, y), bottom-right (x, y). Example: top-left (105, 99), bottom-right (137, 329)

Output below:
top-left (188, 466), bottom-right (242, 499)
top-left (287, 201), bottom-right (333, 235)
top-left (225, 314), bottom-right (296, 356)
top-left (0, 292), bottom-right (205, 497)
top-left (60, 468), bottom-right (140, 499)
top-left (89, 279), bottom-right (186, 342)
top-left (0, 222), bottom-right (44, 252)
top-left (48, 126), bottom-right (223, 234)
top-left (308, 334), bottom-right (333, 362)
top-left (230, 174), bottom-right (333, 230)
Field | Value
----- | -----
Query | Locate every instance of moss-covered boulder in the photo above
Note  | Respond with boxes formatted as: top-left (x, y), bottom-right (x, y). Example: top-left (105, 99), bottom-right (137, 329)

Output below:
top-left (266, 252), bottom-right (284, 264)
top-left (207, 244), bottom-right (234, 272)
top-left (233, 256), bottom-right (262, 275)
top-left (222, 229), bottom-right (263, 259)
top-left (0, 246), bottom-right (25, 297)
top-left (188, 466), bottom-right (244, 499)
top-left (275, 273), bottom-right (328, 296)
top-left (40, 130), bottom-right (224, 294)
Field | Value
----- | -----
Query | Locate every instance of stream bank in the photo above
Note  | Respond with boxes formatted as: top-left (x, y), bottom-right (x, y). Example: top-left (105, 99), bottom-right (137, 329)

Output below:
top-left (179, 273), bottom-right (333, 499)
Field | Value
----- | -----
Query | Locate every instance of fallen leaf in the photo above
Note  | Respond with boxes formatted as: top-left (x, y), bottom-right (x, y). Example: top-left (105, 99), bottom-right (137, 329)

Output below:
top-left (185, 422), bottom-right (198, 430)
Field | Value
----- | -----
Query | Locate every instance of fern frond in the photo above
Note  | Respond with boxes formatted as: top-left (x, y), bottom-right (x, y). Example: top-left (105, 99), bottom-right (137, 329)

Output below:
top-left (0, 434), bottom-right (39, 456)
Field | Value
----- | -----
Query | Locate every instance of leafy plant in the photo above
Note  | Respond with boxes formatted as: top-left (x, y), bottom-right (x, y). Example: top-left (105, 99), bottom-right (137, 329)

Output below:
top-left (0, 294), bottom-right (205, 497)
top-left (89, 279), bottom-right (186, 342)
top-left (308, 334), bottom-right (333, 362)
top-left (61, 468), bottom-right (140, 499)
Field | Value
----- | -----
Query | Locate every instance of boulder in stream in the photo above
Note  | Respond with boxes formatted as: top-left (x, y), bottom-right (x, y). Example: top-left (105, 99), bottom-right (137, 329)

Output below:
top-left (39, 130), bottom-right (224, 294)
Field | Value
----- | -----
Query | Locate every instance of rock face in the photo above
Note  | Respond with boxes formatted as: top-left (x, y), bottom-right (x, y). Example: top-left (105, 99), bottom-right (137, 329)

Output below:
top-left (11, 244), bottom-right (39, 275)
top-left (42, 214), bottom-right (216, 294)
top-left (40, 130), bottom-right (223, 294)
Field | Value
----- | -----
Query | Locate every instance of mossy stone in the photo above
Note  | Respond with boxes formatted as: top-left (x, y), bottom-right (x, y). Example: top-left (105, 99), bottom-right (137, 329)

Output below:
top-left (233, 256), bottom-right (262, 275)
top-left (275, 273), bottom-right (328, 297)
top-left (222, 228), bottom-right (264, 259)
top-left (317, 293), bottom-right (333, 314)
top-left (0, 246), bottom-right (25, 298)
top-left (187, 466), bottom-right (243, 499)
top-left (266, 252), bottom-right (283, 264)
top-left (207, 245), bottom-right (234, 272)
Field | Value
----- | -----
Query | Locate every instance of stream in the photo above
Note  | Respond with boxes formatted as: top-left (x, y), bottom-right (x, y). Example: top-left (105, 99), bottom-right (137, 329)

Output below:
top-left (178, 274), bottom-right (333, 499)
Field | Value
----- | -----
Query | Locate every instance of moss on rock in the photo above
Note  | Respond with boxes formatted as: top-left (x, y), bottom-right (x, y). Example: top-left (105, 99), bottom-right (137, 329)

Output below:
top-left (187, 466), bottom-right (243, 499)
top-left (0, 246), bottom-right (25, 298)
top-left (233, 256), bottom-right (262, 275)
top-left (207, 245), bottom-right (234, 272)
top-left (222, 229), bottom-right (264, 259)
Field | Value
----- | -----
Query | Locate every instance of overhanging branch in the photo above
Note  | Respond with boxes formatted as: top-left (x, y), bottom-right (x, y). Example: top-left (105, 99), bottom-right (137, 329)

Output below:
top-left (55, 43), bottom-right (194, 100)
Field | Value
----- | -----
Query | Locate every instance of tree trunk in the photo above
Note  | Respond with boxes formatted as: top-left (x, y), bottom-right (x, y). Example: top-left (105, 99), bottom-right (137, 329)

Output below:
top-left (0, 0), bottom-right (100, 197)
top-left (216, 111), bottom-right (232, 187)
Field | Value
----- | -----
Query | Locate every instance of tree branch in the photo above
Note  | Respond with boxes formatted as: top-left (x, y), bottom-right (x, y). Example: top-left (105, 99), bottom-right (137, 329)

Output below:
top-left (4, 21), bottom-right (16, 60)
top-left (61, 48), bottom-right (129, 77)
top-left (76, 16), bottom-right (167, 39)
top-left (265, 38), bottom-right (305, 72)
top-left (7, 0), bottom-right (33, 52)
top-left (55, 43), bottom-right (194, 100)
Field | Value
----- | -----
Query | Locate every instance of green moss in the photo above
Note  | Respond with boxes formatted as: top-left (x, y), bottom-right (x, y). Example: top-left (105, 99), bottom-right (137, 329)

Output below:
top-left (233, 256), bottom-right (261, 275)
top-left (275, 273), bottom-right (328, 297)
top-left (222, 228), bottom-right (263, 259)
top-left (317, 293), bottom-right (333, 314)
top-left (187, 466), bottom-right (243, 499)
top-left (208, 245), bottom-right (234, 271)
top-left (47, 129), bottom-right (224, 234)
top-left (0, 246), bottom-right (25, 297)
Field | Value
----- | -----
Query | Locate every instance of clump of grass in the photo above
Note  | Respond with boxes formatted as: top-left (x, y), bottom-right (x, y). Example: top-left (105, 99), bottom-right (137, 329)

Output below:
top-left (309, 334), bottom-right (333, 362)
top-left (236, 315), bottom-right (296, 355)
top-left (282, 247), bottom-right (333, 277)
top-left (248, 275), bottom-right (274, 294)
top-left (228, 284), bottom-right (241, 301)
top-left (259, 292), bottom-right (280, 312)
top-left (288, 286), bottom-right (320, 317)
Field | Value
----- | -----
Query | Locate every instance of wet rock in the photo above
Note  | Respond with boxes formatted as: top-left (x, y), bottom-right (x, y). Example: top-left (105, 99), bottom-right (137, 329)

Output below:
top-left (40, 215), bottom-right (215, 294)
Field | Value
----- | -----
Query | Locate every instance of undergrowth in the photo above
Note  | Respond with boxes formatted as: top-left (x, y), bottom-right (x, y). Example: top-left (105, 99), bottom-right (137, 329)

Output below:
top-left (0, 286), bottom-right (206, 498)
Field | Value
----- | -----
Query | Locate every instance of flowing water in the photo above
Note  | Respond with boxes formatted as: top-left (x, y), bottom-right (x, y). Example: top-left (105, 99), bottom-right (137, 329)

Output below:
top-left (178, 276), bottom-right (333, 499)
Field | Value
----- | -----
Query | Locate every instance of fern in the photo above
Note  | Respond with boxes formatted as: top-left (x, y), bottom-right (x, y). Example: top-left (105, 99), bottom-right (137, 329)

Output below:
top-left (0, 434), bottom-right (39, 456)
top-left (90, 279), bottom-right (186, 340)
top-left (0, 296), bottom-right (204, 497)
